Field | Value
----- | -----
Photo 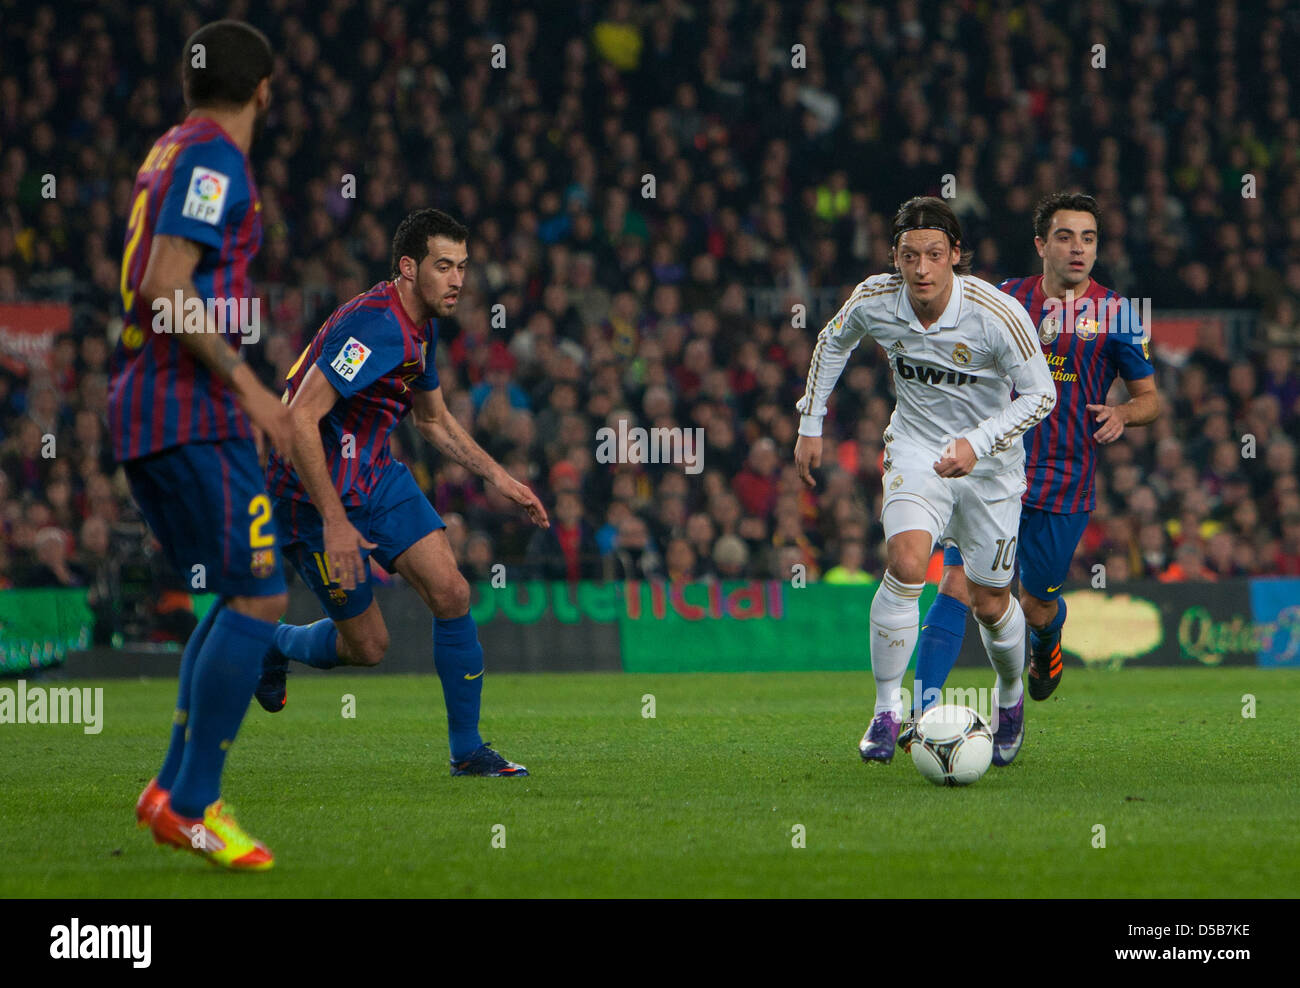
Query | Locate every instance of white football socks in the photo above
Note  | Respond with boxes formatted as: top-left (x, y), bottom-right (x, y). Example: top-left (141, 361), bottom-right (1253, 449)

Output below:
top-left (977, 596), bottom-right (1026, 707)
top-left (869, 571), bottom-right (924, 717)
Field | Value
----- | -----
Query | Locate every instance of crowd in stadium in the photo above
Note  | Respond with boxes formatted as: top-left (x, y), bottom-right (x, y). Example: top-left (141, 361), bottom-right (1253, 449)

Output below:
top-left (2, 0), bottom-right (1299, 622)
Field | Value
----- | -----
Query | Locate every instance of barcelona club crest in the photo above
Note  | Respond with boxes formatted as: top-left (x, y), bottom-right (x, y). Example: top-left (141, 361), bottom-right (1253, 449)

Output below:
top-left (251, 549), bottom-right (276, 579)
top-left (1038, 315), bottom-right (1060, 344)
top-left (1075, 315), bottom-right (1098, 340)
top-left (952, 343), bottom-right (972, 366)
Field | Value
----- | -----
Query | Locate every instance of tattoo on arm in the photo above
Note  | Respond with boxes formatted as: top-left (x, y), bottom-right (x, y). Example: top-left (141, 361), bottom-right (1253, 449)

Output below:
top-left (422, 413), bottom-right (500, 481)
top-left (180, 329), bottom-right (241, 381)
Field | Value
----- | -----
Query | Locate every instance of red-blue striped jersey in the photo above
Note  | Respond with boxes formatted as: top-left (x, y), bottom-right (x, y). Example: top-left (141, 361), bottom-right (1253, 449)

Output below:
top-left (267, 281), bottom-right (440, 509)
top-left (109, 117), bottom-right (261, 462)
top-left (1000, 275), bottom-right (1154, 513)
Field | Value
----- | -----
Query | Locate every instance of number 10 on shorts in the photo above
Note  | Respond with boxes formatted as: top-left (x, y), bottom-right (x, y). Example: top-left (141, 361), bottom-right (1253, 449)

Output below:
top-left (992, 537), bottom-right (1017, 571)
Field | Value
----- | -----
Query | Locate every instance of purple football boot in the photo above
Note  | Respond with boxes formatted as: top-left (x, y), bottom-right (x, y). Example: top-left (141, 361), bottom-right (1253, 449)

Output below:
top-left (859, 711), bottom-right (901, 764)
top-left (991, 694), bottom-right (1025, 766)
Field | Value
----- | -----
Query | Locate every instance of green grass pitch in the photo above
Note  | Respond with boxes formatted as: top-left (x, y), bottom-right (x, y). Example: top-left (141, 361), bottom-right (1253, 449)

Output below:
top-left (2, 668), bottom-right (1297, 898)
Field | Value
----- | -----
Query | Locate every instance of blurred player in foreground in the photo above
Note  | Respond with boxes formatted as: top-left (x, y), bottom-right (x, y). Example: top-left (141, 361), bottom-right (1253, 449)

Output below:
top-left (900, 193), bottom-right (1160, 749)
top-left (117, 21), bottom-right (290, 869)
top-left (257, 209), bottom-right (548, 776)
top-left (795, 197), bottom-right (1055, 767)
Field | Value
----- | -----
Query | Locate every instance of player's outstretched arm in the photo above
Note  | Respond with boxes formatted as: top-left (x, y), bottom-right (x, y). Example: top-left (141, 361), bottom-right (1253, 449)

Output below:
top-left (412, 386), bottom-right (549, 528)
top-left (284, 364), bottom-right (376, 589)
top-left (140, 234), bottom-right (292, 456)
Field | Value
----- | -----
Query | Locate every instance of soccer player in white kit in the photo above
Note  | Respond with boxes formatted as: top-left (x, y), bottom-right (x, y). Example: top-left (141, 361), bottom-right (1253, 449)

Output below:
top-left (794, 197), bottom-right (1056, 767)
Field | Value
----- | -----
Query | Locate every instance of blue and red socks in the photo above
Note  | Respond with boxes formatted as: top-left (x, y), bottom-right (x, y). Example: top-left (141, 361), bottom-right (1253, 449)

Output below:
top-left (433, 612), bottom-right (486, 762)
top-left (912, 592), bottom-right (970, 716)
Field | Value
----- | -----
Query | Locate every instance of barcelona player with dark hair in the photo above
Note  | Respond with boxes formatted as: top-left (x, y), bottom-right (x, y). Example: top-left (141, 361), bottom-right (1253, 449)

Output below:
top-left (256, 209), bottom-right (547, 777)
top-left (114, 20), bottom-right (290, 869)
top-left (900, 192), bottom-right (1161, 749)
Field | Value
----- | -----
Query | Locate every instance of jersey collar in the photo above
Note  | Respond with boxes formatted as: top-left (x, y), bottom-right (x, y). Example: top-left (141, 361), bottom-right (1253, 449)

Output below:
top-left (387, 280), bottom-right (432, 339)
top-left (183, 114), bottom-right (244, 156)
top-left (896, 273), bottom-right (964, 333)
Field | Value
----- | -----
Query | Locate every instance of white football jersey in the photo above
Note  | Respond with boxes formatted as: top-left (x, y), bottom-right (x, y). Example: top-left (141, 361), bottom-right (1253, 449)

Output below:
top-left (796, 272), bottom-right (1056, 477)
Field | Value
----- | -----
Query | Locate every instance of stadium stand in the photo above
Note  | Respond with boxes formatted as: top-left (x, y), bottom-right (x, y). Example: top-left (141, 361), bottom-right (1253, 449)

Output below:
top-left (1, 0), bottom-right (1298, 642)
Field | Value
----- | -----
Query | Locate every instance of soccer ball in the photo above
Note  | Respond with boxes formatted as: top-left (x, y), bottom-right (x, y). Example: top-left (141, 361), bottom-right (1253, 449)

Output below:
top-left (910, 704), bottom-right (993, 786)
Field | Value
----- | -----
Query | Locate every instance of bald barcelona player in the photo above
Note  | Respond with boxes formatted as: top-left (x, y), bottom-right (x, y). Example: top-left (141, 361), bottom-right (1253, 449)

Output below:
top-left (115, 21), bottom-right (291, 870)
top-left (901, 193), bottom-right (1160, 744)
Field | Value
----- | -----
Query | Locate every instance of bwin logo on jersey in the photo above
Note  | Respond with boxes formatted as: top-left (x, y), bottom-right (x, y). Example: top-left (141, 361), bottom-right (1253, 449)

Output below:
top-left (894, 356), bottom-right (975, 386)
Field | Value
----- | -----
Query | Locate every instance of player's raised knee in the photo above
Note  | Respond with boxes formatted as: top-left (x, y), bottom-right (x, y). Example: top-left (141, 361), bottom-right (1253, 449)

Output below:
top-left (340, 625), bottom-right (388, 666)
top-left (888, 562), bottom-right (927, 586)
top-left (971, 589), bottom-right (1013, 626)
top-left (354, 632), bottom-right (389, 666)
top-left (429, 573), bottom-right (471, 619)
top-left (883, 548), bottom-right (929, 586)
top-left (882, 526), bottom-right (933, 585)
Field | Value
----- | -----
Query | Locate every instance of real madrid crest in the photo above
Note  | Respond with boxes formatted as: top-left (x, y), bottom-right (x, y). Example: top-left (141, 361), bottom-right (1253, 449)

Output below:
top-left (1074, 315), bottom-right (1098, 340)
top-left (1039, 315), bottom-right (1060, 345)
top-left (952, 343), bottom-right (972, 366)
top-left (890, 474), bottom-right (904, 491)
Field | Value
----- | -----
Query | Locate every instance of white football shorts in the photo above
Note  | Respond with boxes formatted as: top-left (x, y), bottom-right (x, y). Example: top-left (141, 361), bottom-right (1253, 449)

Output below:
top-left (879, 436), bottom-right (1026, 588)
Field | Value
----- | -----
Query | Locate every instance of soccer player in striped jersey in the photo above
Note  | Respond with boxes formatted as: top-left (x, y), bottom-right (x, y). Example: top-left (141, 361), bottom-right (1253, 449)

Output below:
top-left (257, 209), bottom-right (548, 777)
top-left (795, 197), bottom-right (1056, 767)
top-left (114, 20), bottom-right (291, 869)
top-left (901, 193), bottom-right (1160, 748)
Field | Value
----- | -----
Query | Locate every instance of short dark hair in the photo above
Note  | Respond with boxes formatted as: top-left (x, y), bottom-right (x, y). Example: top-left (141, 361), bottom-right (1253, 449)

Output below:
top-left (390, 209), bottom-right (469, 278)
top-left (1033, 192), bottom-right (1101, 241)
top-left (891, 196), bottom-right (971, 274)
top-left (182, 20), bottom-right (273, 109)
